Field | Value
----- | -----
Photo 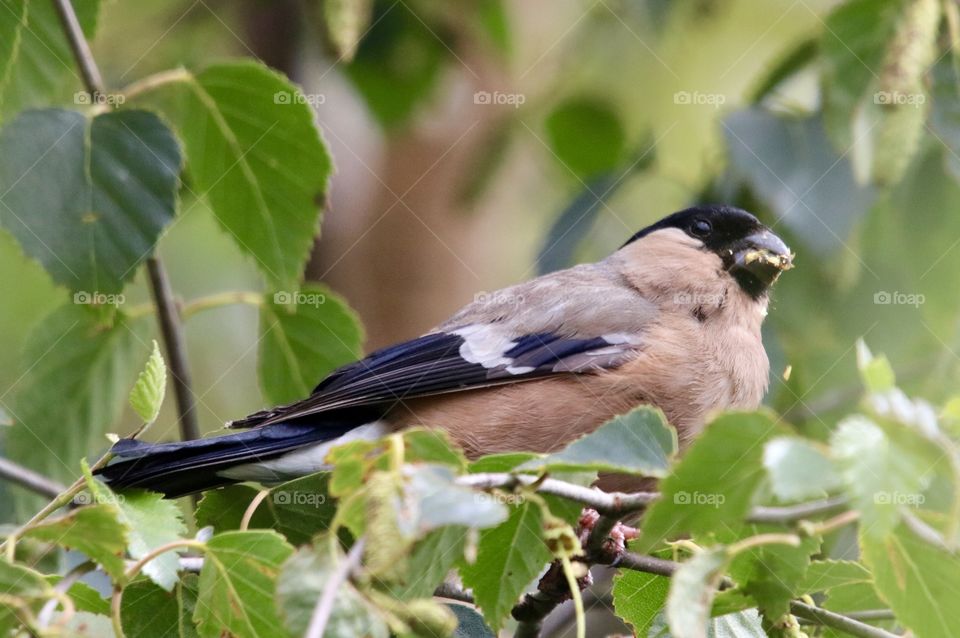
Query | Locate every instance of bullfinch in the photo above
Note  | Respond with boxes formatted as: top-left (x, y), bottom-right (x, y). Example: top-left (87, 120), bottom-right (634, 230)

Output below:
top-left (96, 205), bottom-right (793, 497)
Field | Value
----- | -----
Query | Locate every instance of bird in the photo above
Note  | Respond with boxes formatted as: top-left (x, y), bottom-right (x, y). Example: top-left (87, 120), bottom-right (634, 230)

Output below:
top-left (96, 205), bottom-right (793, 498)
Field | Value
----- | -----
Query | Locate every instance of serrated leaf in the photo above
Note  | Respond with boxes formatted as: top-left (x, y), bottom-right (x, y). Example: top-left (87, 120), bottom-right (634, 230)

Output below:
top-left (861, 521), bottom-right (960, 638)
top-left (194, 530), bottom-right (294, 638)
top-left (87, 479), bottom-right (187, 591)
top-left (259, 283), bottom-right (363, 404)
top-left (403, 428), bottom-right (467, 469)
top-left (7, 305), bottom-right (149, 493)
top-left (129, 339), bottom-right (166, 424)
top-left (856, 340), bottom-right (897, 393)
top-left (638, 411), bottom-right (788, 553)
top-left (402, 464), bottom-right (508, 536)
top-left (129, 62), bottom-right (332, 290)
top-left (519, 406), bottom-right (677, 476)
top-left (459, 501), bottom-right (551, 631)
top-left (831, 415), bottom-right (933, 537)
top-left (467, 452), bottom-right (538, 473)
top-left (0, 0), bottom-right (101, 119)
top-left (667, 547), bottom-right (730, 638)
top-left (0, 109), bottom-right (180, 292)
top-left (195, 472), bottom-right (336, 545)
top-left (763, 437), bottom-right (842, 502)
top-left (612, 569), bottom-right (670, 637)
top-left (0, 561), bottom-right (52, 633)
top-left (24, 504), bottom-right (128, 579)
top-left (796, 559), bottom-right (872, 592)
top-left (277, 543), bottom-right (389, 638)
top-left (387, 525), bottom-right (467, 601)
top-left (121, 575), bottom-right (199, 638)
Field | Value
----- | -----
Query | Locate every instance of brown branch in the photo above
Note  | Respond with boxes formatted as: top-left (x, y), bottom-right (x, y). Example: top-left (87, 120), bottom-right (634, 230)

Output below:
top-left (0, 457), bottom-right (67, 500)
top-left (54, 1), bottom-right (200, 446)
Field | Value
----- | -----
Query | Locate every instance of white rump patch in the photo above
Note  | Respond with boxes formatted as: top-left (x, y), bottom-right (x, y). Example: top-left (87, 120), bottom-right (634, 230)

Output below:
top-left (218, 421), bottom-right (388, 484)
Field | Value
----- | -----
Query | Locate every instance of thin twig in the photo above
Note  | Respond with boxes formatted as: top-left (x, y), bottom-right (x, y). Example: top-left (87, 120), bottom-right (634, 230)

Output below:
top-left (146, 257), bottom-right (200, 444)
top-left (51, 0), bottom-right (104, 95)
top-left (37, 560), bottom-right (95, 628)
top-left (789, 601), bottom-right (899, 638)
top-left (0, 457), bottom-right (67, 500)
top-left (305, 537), bottom-right (366, 638)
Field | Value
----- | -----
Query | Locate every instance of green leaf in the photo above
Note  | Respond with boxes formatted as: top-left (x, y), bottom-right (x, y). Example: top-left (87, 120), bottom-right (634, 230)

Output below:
top-left (129, 339), bottom-right (166, 424)
top-left (861, 521), bottom-right (960, 638)
top-left (387, 525), bottom-right (467, 601)
top-left (856, 340), bottom-right (897, 393)
top-left (195, 473), bottom-right (336, 545)
top-left (130, 62), bottom-right (332, 290)
top-left (87, 479), bottom-right (187, 591)
top-left (666, 547), bottom-right (730, 638)
top-left (763, 437), bottom-right (842, 502)
top-left (7, 305), bottom-right (149, 489)
top-left (194, 530), bottom-right (294, 638)
top-left (259, 284), bottom-right (363, 404)
top-left (403, 428), bottom-right (467, 469)
top-left (0, 0), bottom-right (101, 119)
top-left (0, 561), bottom-right (52, 633)
top-left (448, 603), bottom-right (496, 638)
top-left (612, 569), bottom-right (670, 637)
top-left (403, 464), bottom-right (509, 535)
top-left (795, 559), bottom-right (872, 593)
top-left (930, 58), bottom-right (960, 183)
top-left (0, 109), bottom-right (181, 292)
top-left (467, 452), bottom-right (538, 473)
top-left (344, 3), bottom-right (448, 128)
top-left (459, 501), bottom-right (551, 631)
top-left (121, 575), bottom-right (199, 638)
top-left (277, 543), bottom-right (389, 638)
top-left (831, 415), bottom-right (933, 537)
top-left (51, 579), bottom-right (110, 616)
top-left (519, 406), bottom-right (677, 476)
top-left (544, 97), bottom-right (625, 180)
top-left (638, 411), bottom-right (788, 552)
top-left (24, 504), bottom-right (128, 579)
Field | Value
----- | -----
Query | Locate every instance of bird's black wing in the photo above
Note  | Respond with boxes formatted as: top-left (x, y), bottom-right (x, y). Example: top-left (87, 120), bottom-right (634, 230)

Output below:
top-left (229, 328), bottom-right (640, 429)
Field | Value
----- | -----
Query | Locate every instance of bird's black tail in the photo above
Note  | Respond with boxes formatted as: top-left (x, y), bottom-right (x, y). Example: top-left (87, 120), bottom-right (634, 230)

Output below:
top-left (94, 422), bottom-right (352, 498)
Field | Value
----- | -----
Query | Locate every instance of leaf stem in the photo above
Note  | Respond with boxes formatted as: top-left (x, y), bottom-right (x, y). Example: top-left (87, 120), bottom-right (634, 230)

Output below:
top-left (121, 68), bottom-right (193, 100)
top-left (305, 537), bottom-right (366, 638)
top-left (240, 490), bottom-right (270, 530)
top-left (51, 0), bottom-right (105, 96)
top-left (558, 556), bottom-right (585, 638)
top-left (180, 290), bottom-right (264, 319)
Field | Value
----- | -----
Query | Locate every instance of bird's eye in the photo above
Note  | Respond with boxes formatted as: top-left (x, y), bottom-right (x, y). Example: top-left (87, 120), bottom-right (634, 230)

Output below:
top-left (690, 219), bottom-right (712, 237)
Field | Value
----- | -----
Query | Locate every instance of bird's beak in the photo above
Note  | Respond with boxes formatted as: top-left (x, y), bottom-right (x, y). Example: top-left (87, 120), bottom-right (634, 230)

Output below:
top-left (732, 229), bottom-right (794, 286)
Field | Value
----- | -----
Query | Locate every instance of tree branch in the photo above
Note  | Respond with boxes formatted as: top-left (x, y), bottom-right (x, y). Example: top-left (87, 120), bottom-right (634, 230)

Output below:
top-left (146, 257), bottom-right (201, 443)
top-left (53, 0), bottom-right (200, 446)
top-left (305, 538), bottom-right (365, 638)
top-left (0, 457), bottom-right (67, 500)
